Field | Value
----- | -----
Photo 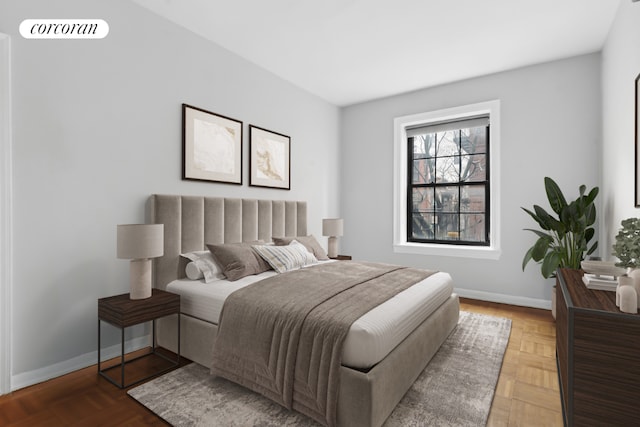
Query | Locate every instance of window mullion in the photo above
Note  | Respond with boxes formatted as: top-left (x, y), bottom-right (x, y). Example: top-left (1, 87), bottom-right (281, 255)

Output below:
top-left (407, 137), bottom-right (413, 241)
top-left (458, 129), bottom-right (462, 241)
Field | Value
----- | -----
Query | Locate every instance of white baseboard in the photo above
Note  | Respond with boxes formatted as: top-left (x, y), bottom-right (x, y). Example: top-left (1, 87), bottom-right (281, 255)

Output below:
top-left (455, 287), bottom-right (552, 310)
top-left (11, 335), bottom-right (151, 392)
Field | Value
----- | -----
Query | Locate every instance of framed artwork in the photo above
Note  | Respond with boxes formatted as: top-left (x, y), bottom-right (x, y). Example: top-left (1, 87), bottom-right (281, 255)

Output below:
top-left (636, 74), bottom-right (640, 206)
top-left (249, 125), bottom-right (291, 190)
top-left (182, 103), bottom-right (243, 185)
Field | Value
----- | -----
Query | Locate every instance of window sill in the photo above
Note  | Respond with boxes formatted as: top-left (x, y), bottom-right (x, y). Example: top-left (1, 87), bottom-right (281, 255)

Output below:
top-left (393, 242), bottom-right (501, 260)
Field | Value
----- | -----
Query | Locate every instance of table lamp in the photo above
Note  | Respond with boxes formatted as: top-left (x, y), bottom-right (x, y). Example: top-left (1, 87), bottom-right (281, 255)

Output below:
top-left (117, 224), bottom-right (164, 299)
top-left (322, 218), bottom-right (343, 259)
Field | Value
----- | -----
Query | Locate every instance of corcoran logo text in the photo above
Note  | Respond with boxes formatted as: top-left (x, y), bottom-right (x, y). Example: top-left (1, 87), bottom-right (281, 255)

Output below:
top-left (19, 19), bottom-right (109, 39)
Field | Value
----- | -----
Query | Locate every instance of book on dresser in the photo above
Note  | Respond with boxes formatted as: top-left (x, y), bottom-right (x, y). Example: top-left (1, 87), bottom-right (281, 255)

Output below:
top-left (581, 273), bottom-right (618, 291)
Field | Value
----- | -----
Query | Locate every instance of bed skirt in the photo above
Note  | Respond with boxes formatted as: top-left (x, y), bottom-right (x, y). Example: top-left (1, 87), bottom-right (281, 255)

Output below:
top-left (157, 293), bottom-right (460, 427)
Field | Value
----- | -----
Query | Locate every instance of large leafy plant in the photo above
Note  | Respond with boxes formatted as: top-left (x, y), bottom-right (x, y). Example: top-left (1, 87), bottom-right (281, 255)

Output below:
top-left (612, 218), bottom-right (640, 268)
top-left (522, 177), bottom-right (599, 278)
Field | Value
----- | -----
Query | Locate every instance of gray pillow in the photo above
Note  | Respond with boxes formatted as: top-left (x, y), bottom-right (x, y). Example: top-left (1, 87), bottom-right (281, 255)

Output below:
top-left (273, 235), bottom-right (329, 260)
top-left (206, 240), bottom-right (272, 281)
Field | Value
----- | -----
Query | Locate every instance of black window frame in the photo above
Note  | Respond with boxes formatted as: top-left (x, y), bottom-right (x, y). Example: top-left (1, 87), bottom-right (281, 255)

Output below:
top-left (406, 123), bottom-right (490, 246)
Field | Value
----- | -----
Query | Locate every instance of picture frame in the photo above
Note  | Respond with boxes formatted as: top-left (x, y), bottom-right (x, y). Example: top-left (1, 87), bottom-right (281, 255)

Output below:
top-left (182, 103), bottom-right (243, 185)
top-left (249, 125), bottom-right (291, 190)
top-left (636, 74), bottom-right (640, 206)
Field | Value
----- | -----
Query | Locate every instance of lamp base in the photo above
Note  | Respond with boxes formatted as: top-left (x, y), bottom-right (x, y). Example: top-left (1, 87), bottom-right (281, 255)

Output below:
top-left (130, 258), bottom-right (152, 299)
top-left (327, 236), bottom-right (339, 259)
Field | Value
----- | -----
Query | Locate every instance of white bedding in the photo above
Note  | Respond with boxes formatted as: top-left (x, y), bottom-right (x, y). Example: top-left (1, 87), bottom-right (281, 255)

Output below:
top-left (167, 265), bottom-right (454, 369)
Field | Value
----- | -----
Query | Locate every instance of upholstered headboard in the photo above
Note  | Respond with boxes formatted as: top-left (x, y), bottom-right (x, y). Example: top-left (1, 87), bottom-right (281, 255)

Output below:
top-left (149, 195), bottom-right (307, 290)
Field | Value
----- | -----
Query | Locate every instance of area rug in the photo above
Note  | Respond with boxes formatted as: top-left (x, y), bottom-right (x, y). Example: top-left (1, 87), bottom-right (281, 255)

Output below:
top-left (128, 311), bottom-right (511, 426)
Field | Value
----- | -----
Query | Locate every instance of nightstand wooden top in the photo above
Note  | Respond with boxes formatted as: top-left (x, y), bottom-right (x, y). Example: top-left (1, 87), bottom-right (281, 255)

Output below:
top-left (98, 289), bottom-right (180, 327)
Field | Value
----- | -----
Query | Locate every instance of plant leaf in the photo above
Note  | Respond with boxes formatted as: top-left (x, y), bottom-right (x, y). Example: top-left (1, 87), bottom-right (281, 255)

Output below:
top-left (522, 207), bottom-right (548, 230)
top-left (524, 228), bottom-right (553, 239)
top-left (532, 235), bottom-right (553, 261)
top-left (559, 206), bottom-right (573, 235)
top-left (541, 251), bottom-right (560, 279)
top-left (579, 184), bottom-right (586, 197)
top-left (584, 187), bottom-right (599, 205)
top-left (585, 204), bottom-right (596, 226)
top-left (545, 177), bottom-right (567, 215)
top-left (533, 205), bottom-right (556, 231)
top-left (584, 227), bottom-right (595, 243)
top-left (522, 246), bottom-right (535, 271)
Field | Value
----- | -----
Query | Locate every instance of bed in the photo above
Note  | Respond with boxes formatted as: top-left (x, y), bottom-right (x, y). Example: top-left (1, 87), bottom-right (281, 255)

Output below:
top-left (149, 194), bottom-right (460, 427)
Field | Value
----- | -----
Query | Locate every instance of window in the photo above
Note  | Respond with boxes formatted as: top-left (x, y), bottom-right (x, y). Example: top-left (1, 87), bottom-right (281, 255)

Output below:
top-left (393, 100), bottom-right (500, 259)
top-left (407, 117), bottom-right (489, 245)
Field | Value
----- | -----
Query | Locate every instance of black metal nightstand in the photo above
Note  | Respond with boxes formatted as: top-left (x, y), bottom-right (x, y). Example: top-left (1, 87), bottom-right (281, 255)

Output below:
top-left (98, 288), bottom-right (180, 388)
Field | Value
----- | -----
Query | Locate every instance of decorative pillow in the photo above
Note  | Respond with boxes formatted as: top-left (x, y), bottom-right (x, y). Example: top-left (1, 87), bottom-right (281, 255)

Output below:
top-left (253, 240), bottom-right (318, 273)
top-left (206, 241), bottom-right (272, 281)
top-left (180, 250), bottom-right (223, 283)
top-left (272, 235), bottom-right (329, 260)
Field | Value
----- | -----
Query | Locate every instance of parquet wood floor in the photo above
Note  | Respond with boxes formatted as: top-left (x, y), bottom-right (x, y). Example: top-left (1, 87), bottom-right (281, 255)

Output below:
top-left (0, 298), bottom-right (561, 426)
top-left (461, 299), bottom-right (563, 427)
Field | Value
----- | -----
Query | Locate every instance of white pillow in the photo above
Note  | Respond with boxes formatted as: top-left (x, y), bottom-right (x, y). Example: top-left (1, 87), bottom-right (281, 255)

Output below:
top-left (252, 240), bottom-right (318, 273)
top-left (180, 250), bottom-right (223, 283)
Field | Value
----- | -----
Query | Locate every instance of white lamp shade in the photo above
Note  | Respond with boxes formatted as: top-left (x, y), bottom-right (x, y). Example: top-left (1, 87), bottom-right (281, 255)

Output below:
top-left (322, 218), bottom-right (344, 237)
top-left (117, 224), bottom-right (164, 259)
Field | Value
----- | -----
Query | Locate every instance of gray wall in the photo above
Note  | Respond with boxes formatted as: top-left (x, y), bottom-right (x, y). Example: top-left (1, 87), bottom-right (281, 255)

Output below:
top-left (340, 54), bottom-right (602, 305)
top-left (1, 0), bottom-right (340, 386)
top-left (601, 1), bottom-right (640, 258)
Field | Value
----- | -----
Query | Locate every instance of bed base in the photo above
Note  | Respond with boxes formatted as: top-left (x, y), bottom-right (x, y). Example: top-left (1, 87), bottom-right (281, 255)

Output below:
top-left (158, 293), bottom-right (459, 427)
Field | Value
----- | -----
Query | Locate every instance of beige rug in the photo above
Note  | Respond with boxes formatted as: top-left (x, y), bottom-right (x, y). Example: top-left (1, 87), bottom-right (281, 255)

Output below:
top-left (128, 311), bottom-right (511, 426)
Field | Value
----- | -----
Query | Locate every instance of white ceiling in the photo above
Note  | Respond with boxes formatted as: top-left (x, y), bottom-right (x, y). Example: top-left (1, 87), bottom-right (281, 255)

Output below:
top-left (132, 0), bottom-right (620, 106)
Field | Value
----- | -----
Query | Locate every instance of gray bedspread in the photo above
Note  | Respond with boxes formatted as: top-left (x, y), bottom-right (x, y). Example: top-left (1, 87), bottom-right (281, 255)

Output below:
top-left (210, 261), bottom-right (436, 426)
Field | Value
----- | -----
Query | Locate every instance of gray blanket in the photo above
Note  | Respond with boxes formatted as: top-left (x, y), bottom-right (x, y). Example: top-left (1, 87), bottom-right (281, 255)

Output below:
top-left (210, 261), bottom-right (436, 426)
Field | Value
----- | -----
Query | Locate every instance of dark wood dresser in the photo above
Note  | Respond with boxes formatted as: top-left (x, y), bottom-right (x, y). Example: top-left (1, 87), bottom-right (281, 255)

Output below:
top-left (556, 268), bottom-right (640, 426)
